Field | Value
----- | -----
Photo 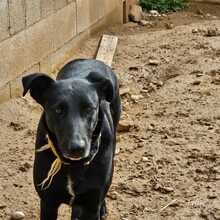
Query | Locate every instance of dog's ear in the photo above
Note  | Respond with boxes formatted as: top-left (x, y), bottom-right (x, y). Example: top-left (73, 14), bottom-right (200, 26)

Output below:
top-left (22, 73), bottom-right (55, 105)
top-left (86, 72), bottom-right (114, 102)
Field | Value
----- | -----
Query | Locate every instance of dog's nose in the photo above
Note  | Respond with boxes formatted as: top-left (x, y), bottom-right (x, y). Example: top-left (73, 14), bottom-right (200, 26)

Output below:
top-left (69, 139), bottom-right (86, 158)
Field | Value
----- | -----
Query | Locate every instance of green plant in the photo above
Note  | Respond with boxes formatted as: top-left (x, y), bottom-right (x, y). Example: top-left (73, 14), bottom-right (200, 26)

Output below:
top-left (139, 0), bottom-right (188, 12)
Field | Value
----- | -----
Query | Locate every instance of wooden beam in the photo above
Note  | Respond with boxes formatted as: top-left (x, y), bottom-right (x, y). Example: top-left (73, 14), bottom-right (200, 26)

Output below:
top-left (96, 35), bottom-right (118, 67)
top-left (192, 0), bottom-right (220, 4)
top-left (123, 0), bottom-right (129, 24)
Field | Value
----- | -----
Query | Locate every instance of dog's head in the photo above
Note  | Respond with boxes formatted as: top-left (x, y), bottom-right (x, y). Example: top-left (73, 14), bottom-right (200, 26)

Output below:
top-left (22, 72), bottom-right (114, 161)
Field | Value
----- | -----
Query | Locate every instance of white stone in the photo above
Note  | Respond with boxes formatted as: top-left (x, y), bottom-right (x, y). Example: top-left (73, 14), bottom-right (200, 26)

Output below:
top-left (11, 211), bottom-right (25, 220)
top-left (149, 10), bottom-right (159, 16)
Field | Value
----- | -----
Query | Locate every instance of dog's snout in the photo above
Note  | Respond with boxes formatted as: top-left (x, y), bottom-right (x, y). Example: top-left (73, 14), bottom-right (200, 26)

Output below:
top-left (68, 138), bottom-right (86, 158)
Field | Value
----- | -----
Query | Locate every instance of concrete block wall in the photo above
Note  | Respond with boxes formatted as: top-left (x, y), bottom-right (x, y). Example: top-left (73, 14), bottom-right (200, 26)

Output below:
top-left (0, 0), bottom-right (122, 103)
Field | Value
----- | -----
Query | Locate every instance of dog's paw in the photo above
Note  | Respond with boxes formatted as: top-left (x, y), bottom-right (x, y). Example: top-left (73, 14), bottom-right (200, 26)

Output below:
top-left (100, 202), bottom-right (108, 220)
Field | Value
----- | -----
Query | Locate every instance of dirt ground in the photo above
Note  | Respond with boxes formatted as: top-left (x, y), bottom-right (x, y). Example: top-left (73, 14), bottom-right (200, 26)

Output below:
top-left (0, 2), bottom-right (220, 220)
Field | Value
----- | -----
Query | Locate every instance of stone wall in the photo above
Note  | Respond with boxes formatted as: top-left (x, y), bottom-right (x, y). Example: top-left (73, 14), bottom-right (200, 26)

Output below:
top-left (0, 0), bottom-right (122, 103)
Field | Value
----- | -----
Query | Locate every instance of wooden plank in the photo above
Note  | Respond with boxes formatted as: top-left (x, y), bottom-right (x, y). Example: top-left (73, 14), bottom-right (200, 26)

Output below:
top-left (96, 34), bottom-right (118, 67)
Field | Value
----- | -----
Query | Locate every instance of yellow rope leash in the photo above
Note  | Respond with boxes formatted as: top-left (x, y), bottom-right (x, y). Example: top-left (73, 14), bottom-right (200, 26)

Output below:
top-left (37, 137), bottom-right (62, 190)
top-left (36, 135), bottom-right (99, 190)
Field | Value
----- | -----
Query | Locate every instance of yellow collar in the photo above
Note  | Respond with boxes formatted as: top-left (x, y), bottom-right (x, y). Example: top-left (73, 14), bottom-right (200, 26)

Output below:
top-left (36, 134), bottom-right (101, 190)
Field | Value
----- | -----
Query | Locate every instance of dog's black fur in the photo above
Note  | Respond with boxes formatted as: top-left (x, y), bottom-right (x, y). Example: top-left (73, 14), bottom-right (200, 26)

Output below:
top-left (22, 59), bottom-right (121, 220)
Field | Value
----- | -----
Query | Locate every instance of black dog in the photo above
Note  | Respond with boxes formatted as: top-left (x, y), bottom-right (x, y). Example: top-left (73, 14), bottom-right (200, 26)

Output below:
top-left (22, 59), bottom-right (121, 220)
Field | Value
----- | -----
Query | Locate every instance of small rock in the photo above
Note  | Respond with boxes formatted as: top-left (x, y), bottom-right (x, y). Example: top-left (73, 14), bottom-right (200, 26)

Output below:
top-left (192, 80), bottom-right (201, 86)
top-left (205, 27), bottom-right (220, 37)
top-left (215, 174), bottom-right (220, 180)
top-left (208, 69), bottom-right (220, 77)
top-left (149, 83), bottom-right (157, 91)
top-left (11, 211), bottom-right (25, 220)
top-left (147, 124), bottom-right (155, 130)
top-left (9, 122), bottom-right (25, 131)
top-left (196, 73), bottom-right (204, 77)
top-left (120, 87), bottom-right (130, 96)
top-left (154, 81), bottom-right (164, 86)
top-left (154, 184), bottom-right (174, 194)
top-left (0, 204), bottom-right (6, 210)
top-left (24, 162), bottom-right (32, 169)
top-left (149, 10), bottom-right (160, 16)
top-left (148, 59), bottom-right (160, 66)
top-left (160, 44), bottom-right (171, 50)
top-left (131, 94), bottom-right (143, 102)
top-left (129, 66), bottom-right (139, 71)
top-left (169, 200), bottom-right (180, 207)
top-left (200, 209), bottom-right (210, 219)
top-left (192, 28), bottom-right (206, 35)
top-left (213, 208), bottom-right (220, 219)
top-left (141, 89), bottom-right (149, 95)
top-left (108, 191), bottom-right (119, 200)
top-left (142, 157), bottom-right (149, 162)
top-left (163, 186), bottom-right (174, 193)
top-left (212, 166), bottom-right (220, 173)
top-left (19, 162), bottom-right (32, 172)
top-left (212, 15), bottom-right (218, 19)
top-left (212, 77), bottom-right (220, 85)
top-left (117, 120), bottom-right (134, 132)
top-left (190, 70), bottom-right (203, 76)
top-left (131, 185), bottom-right (145, 194)
top-left (192, 28), bottom-right (198, 34)
top-left (165, 23), bottom-right (174, 29)
top-left (207, 193), bottom-right (217, 199)
top-left (129, 5), bottom-right (142, 22)
top-left (115, 147), bottom-right (120, 155)
top-left (139, 20), bottom-right (150, 26)
top-left (153, 183), bottom-right (160, 190)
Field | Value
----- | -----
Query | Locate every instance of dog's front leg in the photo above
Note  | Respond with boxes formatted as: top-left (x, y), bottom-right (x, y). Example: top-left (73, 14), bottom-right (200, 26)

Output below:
top-left (100, 200), bottom-right (108, 219)
top-left (40, 200), bottom-right (59, 220)
top-left (71, 204), bottom-right (100, 220)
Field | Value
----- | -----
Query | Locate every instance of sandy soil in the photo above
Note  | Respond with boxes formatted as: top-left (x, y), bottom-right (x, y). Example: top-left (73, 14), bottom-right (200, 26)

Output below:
top-left (0, 3), bottom-right (220, 220)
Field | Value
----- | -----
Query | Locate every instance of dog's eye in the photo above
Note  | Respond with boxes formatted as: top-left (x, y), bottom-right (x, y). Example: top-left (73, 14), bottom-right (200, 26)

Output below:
top-left (85, 107), bottom-right (95, 114)
top-left (55, 107), bottom-right (63, 115)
